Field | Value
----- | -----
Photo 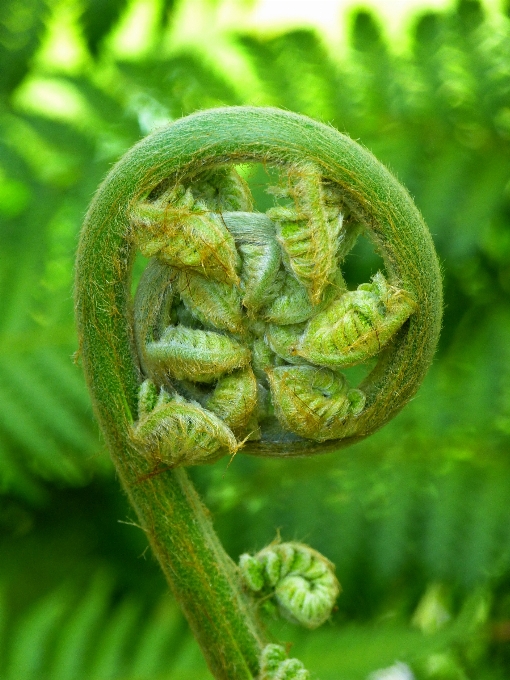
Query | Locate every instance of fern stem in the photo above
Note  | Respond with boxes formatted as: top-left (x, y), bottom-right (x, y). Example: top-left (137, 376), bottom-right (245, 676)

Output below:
top-left (75, 107), bottom-right (442, 678)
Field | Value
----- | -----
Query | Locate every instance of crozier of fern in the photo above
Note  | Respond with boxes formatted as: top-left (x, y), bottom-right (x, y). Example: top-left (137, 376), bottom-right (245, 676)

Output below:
top-left (130, 160), bottom-right (421, 466)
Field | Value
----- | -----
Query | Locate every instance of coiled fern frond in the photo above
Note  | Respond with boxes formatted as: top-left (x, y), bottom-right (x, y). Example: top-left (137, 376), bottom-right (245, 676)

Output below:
top-left (240, 542), bottom-right (340, 630)
top-left (75, 107), bottom-right (441, 678)
top-left (126, 119), bottom-right (440, 463)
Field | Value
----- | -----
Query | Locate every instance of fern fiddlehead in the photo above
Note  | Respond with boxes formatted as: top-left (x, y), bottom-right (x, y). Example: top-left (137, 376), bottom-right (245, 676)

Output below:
top-left (75, 107), bottom-right (442, 679)
top-left (240, 542), bottom-right (340, 629)
top-left (259, 644), bottom-right (310, 680)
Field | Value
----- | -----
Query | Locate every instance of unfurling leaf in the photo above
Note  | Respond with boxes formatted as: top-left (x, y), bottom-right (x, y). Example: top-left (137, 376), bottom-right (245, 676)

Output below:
top-left (222, 212), bottom-right (282, 314)
top-left (251, 338), bottom-right (277, 381)
top-left (266, 365), bottom-right (365, 442)
top-left (176, 270), bottom-right (244, 334)
top-left (267, 164), bottom-right (344, 304)
top-left (189, 166), bottom-right (254, 211)
top-left (297, 272), bottom-right (417, 368)
top-left (265, 322), bottom-right (307, 365)
top-left (130, 184), bottom-right (240, 284)
top-left (132, 383), bottom-right (239, 465)
top-left (132, 163), bottom-right (421, 451)
top-left (145, 325), bottom-right (251, 383)
top-left (261, 271), bottom-right (313, 324)
top-left (259, 644), bottom-right (310, 680)
top-left (262, 268), bottom-right (346, 326)
top-left (205, 366), bottom-right (258, 436)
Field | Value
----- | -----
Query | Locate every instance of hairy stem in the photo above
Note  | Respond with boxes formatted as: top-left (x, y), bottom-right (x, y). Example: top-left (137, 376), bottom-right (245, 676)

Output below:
top-left (75, 107), bottom-right (442, 678)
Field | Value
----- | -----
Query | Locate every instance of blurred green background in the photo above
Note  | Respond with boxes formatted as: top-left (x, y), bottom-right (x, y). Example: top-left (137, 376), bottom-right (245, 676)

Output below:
top-left (2, 0), bottom-right (510, 677)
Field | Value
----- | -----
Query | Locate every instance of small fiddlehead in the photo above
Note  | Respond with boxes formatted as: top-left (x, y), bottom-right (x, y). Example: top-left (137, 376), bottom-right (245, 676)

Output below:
top-left (240, 542), bottom-right (340, 629)
top-left (259, 644), bottom-right (310, 680)
top-left (75, 107), bottom-right (442, 679)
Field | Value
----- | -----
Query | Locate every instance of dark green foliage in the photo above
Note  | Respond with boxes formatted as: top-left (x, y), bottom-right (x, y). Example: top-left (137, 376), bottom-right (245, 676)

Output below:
top-left (350, 9), bottom-right (386, 52)
top-left (237, 29), bottom-right (342, 120)
top-left (79, 0), bottom-right (179, 57)
top-left (0, 571), bottom-right (211, 679)
top-left (0, 0), bottom-right (48, 95)
top-left (2, 0), bottom-right (510, 677)
top-left (80, 0), bottom-right (131, 56)
top-left (455, 0), bottom-right (485, 33)
top-left (117, 51), bottom-right (242, 117)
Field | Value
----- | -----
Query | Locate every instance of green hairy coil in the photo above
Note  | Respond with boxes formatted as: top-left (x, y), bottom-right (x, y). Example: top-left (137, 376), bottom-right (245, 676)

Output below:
top-left (75, 107), bottom-right (442, 679)
top-left (259, 644), bottom-right (310, 680)
top-left (128, 144), bottom-right (440, 462)
top-left (240, 542), bottom-right (340, 630)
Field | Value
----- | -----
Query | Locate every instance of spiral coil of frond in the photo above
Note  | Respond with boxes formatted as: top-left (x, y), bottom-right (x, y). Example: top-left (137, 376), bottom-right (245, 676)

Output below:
top-left (259, 644), bottom-right (310, 680)
top-left (240, 542), bottom-right (340, 630)
top-left (130, 156), bottom-right (428, 466)
top-left (75, 107), bottom-right (442, 679)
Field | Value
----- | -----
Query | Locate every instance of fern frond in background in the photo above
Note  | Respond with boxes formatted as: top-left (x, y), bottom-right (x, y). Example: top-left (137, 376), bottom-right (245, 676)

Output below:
top-left (0, 572), bottom-right (211, 680)
top-left (1, 0), bottom-right (510, 677)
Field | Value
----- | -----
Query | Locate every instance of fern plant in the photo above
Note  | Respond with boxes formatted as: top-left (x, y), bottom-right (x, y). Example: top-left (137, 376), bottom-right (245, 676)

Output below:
top-left (4, 0), bottom-right (510, 676)
top-left (74, 106), bottom-right (441, 678)
top-left (0, 571), bottom-right (212, 680)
